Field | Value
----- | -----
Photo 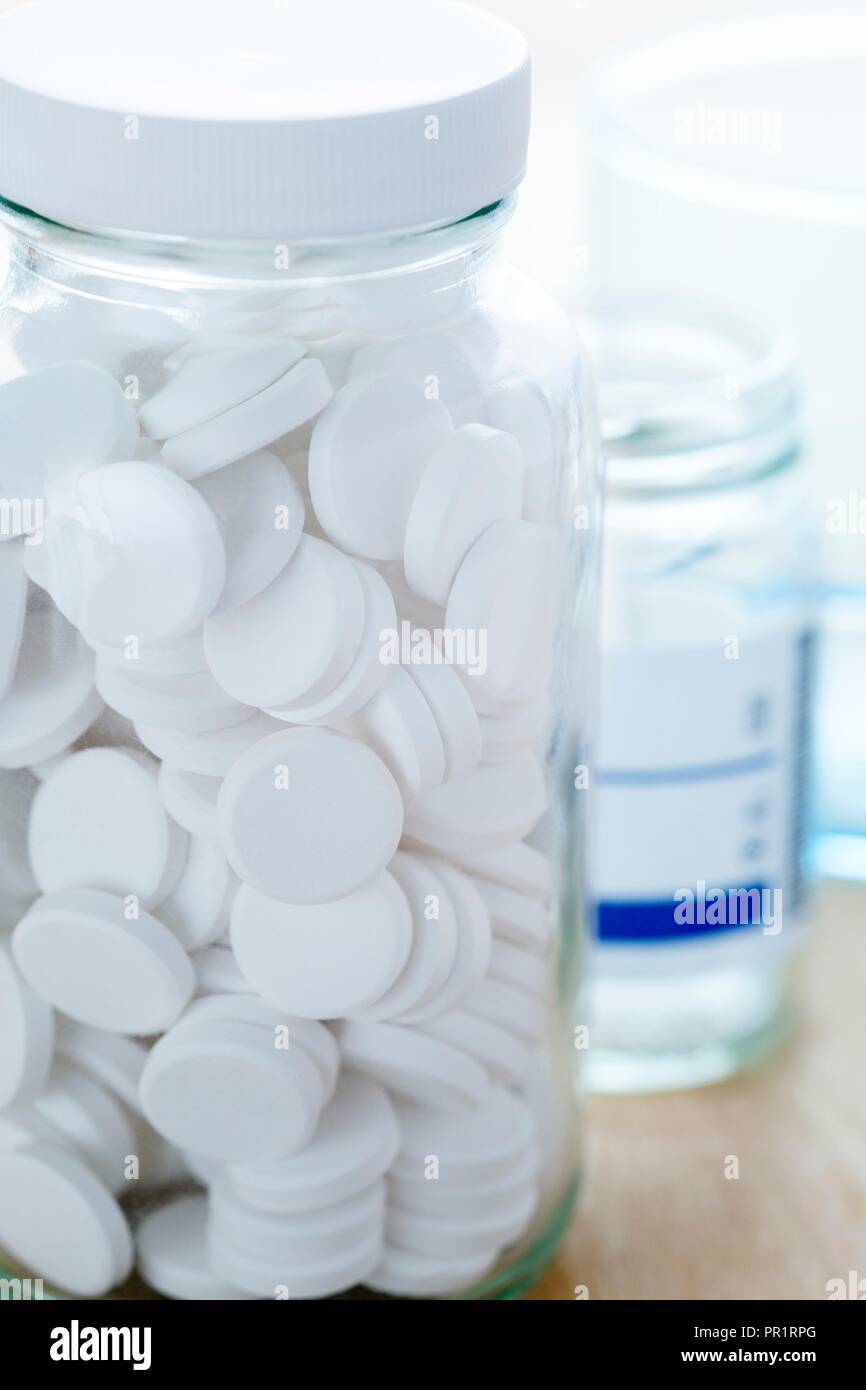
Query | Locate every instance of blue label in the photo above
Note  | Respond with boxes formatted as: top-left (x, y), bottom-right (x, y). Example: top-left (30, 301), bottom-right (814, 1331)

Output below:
top-left (597, 885), bottom-right (770, 942)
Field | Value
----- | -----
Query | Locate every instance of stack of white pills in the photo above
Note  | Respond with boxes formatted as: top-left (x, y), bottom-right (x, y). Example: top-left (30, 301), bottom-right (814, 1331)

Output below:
top-left (0, 0), bottom-right (583, 1300)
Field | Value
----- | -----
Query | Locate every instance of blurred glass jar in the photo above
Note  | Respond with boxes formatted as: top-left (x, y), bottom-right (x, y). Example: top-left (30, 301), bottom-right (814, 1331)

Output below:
top-left (582, 298), bottom-right (817, 1092)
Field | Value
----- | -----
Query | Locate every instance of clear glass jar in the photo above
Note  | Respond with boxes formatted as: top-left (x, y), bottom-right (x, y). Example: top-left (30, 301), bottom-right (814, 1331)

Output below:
top-left (0, 158), bottom-right (599, 1301)
top-left (582, 297), bottom-right (816, 1093)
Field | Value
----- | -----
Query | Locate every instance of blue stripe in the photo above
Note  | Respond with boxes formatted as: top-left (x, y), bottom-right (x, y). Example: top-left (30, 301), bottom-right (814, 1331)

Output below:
top-left (597, 887), bottom-right (768, 942)
top-left (596, 751), bottom-right (775, 788)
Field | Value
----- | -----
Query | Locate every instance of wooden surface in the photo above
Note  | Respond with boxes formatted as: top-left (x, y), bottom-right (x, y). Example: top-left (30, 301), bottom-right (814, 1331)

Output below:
top-left (530, 879), bottom-right (866, 1300)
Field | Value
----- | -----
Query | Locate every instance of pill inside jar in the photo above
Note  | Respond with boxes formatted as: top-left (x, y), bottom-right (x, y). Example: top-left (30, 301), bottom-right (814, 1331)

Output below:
top-left (0, 0), bottom-right (598, 1300)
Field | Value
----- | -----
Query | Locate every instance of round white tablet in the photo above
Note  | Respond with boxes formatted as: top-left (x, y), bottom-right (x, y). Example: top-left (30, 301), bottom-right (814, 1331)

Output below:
top-left (405, 755), bottom-right (548, 851)
top-left (0, 941), bottom-right (54, 1109)
top-left (420, 1009), bottom-right (531, 1089)
top-left (349, 853), bottom-right (458, 1024)
top-left (352, 666), bottom-right (445, 799)
top-left (0, 768), bottom-right (39, 901)
top-left (136, 1194), bottom-right (253, 1300)
top-left (55, 1019), bottom-right (146, 1114)
top-left (0, 609), bottom-right (103, 769)
top-left (390, 1143), bottom-right (538, 1221)
top-left (439, 841), bottom-right (552, 901)
top-left (405, 662), bottom-right (481, 781)
top-left (179, 994), bottom-right (339, 1105)
top-left (0, 362), bottom-right (138, 511)
top-left (13, 888), bottom-right (195, 1035)
top-left (218, 729), bottom-right (403, 905)
top-left (140, 1018), bottom-right (321, 1162)
top-left (97, 660), bottom-right (253, 733)
top-left (140, 342), bottom-right (306, 439)
top-left (368, 1244), bottom-right (495, 1297)
top-left (480, 696), bottom-right (549, 763)
top-left (490, 938), bottom-right (548, 999)
top-left (464, 977), bottom-right (545, 1044)
top-left (393, 1088), bottom-right (536, 1187)
top-left (265, 560), bottom-right (394, 725)
top-left (204, 535), bottom-right (365, 710)
top-left (74, 461), bottom-right (227, 646)
top-left (309, 372), bottom-right (452, 561)
top-left (135, 710), bottom-right (282, 777)
top-left (210, 1223), bottom-right (382, 1300)
top-left (226, 1075), bottom-right (398, 1215)
top-left (386, 1185), bottom-right (537, 1260)
top-left (403, 424), bottom-right (524, 604)
top-left (336, 1021), bottom-right (487, 1112)
top-left (230, 873), bottom-right (411, 1020)
top-left (471, 876), bottom-right (552, 954)
top-left (484, 377), bottom-right (559, 522)
top-left (195, 451), bottom-right (305, 613)
top-left (351, 331), bottom-right (484, 427)
top-left (0, 1142), bottom-right (133, 1296)
top-left (162, 357), bottom-right (334, 480)
top-left (158, 765), bottom-right (221, 839)
top-left (28, 748), bottom-right (186, 906)
top-left (160, 836), bottom-right (231, 950)
top-left (446, 518), bottom-right (559, 703)
top-left (417, 861), bottom-right (491, 1016)
top-left (0, 540), bottom-right (27, 701)
top-left (191, 945), bottom-right (253, 997)
top-left (32, 1061), bottom-right (137, 1194)
top-left (211, 1175), bottom-right (385, 1265)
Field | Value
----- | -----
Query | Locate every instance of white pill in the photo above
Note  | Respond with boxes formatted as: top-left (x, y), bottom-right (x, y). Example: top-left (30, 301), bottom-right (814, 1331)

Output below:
top-left (0, 540), bottom-right (27, 701)
top-left (74, 461), bottom-right (226, 647)
top-left (137, 1194), bottom-right (253, 1300)
top-left (192, 945), bottom-right (254, 997)
top-left (97, 660), bottom-right (252, 734)
top-left (265, 559), bottom-right (394, 726)
top-left (390, 1145), bottom-right (538, 1221)
top-left (0, 941), bottom-right (54, 1109)
top-left (195, 451), bottom-right (305, 614)
top-left (406, 755), bottom-right (547, 852)
top-left (309, 372), bottom-right (452, 561)
top-left (92, 629), bottom-right (208, 677)
top-left (135, 711), bottom-right (281, 777)
top-left (225, 1075), bottom-right (398, 1215)
top-left (160, 836), bottom-right (231, 951)
top-left (404, 662), bottom-right (482, 781)
top-left (479, 697), bottom-right (549, 763)
top-left (349, 853), bottom-right (457, 1024)
top-left (204, 535), bottom-right (365, 711)
top-left (393, 1088), bottom-right (536, 1186)
top-left (465, 878), bottom-right (550, 955)
top-left (179, 994), bottom-right (339, 1105)
top-left (351, 331), bottom-right (484, 427)
top-left (484, 377), bottom-right (559, 522)
top-left (0, 769), bottom-right (39, 901)
top-left (436, 840), bottom-right (552, 901)
top-left (368, 1244), bottom-right (495, 1297)
top-left (0, 609), bottom-right (103, 769)
top-left (420, 1009), bottom-right (531, 1089)
top-left (336, 1020), bottom-right (487, 1112)
top-left (386, 1185), bottom-right (537, 1261)
top-left (0, 1106), bottom-right (66, 1152)
top-left (28, 748), bottom-right (186, 906)
top-left (211, 1175), bottom-right (385, 1265)
top-left (490, 939), bottom-right (548, 999)
top-left (403, 425), bottom-right (524, 605)
top-left (162, 357), bottom-right (334, 480)
top-left (416, 861), bottom-right (491, 1016)
top-left (32, 1061), bottom-right (136, 1194)
top-left (140, 1018), bottom-right (321, 1163)
top-left (140, 342), bottom-right (305, 439)
top-left (0, 1143), bottom-right (133, 1296)
top-left (446, 518), bottom-right (558, 703)
top-left (465, 977), bottom-right (545, 1044)
top-left (55, 1019), bottom-right (146, 1115)
top-left (352, 666), bottom-right (445, 800)
top-left (230, 872), bottom-right (411, 1020)
top-left (13, 888), bottom-right (194, 1034)
top-left (218, 729), bottom-right (403, 905)
top-left (210, 1223), bottom-right (382, 1300)
top-left (0, 363), bottom-right (138, 513)
top-left (159, 765), bottom-right (221, 840)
